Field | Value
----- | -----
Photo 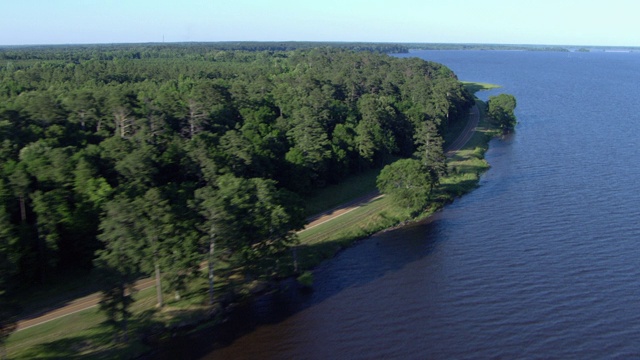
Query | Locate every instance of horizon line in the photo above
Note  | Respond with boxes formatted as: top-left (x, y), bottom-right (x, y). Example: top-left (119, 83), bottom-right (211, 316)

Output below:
top-left (1, 40), bottom-right (639, 49)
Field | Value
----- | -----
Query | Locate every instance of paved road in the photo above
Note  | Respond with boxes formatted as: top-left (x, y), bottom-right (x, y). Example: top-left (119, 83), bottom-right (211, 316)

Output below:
top-left (15, 104), bottom-right (480, 332)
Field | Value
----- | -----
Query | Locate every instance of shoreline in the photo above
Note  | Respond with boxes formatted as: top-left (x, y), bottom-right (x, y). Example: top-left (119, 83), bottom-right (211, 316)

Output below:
top-left (148, 97), bottom-right (503, 357)
top-left (7, 88), bottom-right (502, 359)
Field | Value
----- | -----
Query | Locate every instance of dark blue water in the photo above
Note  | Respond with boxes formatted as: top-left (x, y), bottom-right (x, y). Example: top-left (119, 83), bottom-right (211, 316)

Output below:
top-left (199, 50), bottom-right (640, 359)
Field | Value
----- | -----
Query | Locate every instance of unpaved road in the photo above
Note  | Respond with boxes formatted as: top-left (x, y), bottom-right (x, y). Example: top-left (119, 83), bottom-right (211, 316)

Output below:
top-left (301, 103), bottom-right (480, 231)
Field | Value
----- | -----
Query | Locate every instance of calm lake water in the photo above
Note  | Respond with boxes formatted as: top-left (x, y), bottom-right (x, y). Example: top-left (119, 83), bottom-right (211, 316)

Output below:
top-left (172, 50), bottom-right (640, 359)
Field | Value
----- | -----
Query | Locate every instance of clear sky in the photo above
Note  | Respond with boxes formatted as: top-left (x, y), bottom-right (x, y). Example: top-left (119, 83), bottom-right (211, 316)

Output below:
top-left (2, 0), bottom-right (639, 46)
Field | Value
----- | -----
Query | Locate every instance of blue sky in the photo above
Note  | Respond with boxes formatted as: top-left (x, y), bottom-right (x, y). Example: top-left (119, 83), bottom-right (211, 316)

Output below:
top-left (2, 0), bottom-right (639, 46)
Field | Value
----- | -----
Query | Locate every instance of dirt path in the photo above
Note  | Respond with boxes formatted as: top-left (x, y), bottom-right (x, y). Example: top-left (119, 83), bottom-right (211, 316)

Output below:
top-left (302, 104), bottom-right (479, 231)
top-left (15, 105), bottom-right (480, 332)
top-left (301, 192), bottom-right (385, 232)
top-left (446, 104), bottom-right (480, 155)
top-left (16, 277), bottom-right (156, 331)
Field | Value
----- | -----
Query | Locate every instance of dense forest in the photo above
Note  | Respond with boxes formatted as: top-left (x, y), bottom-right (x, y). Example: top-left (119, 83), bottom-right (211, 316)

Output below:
top-left (0, 44), bottom-right (474, 335)
top-left (0, 42), bottom-right (408, 61)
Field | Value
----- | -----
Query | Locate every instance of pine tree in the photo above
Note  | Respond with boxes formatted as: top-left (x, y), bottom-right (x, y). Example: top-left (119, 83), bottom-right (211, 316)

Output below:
top-left (414, 120), bottom-right (447, 192)
top-left (95, 196), bottom-right (145, 342)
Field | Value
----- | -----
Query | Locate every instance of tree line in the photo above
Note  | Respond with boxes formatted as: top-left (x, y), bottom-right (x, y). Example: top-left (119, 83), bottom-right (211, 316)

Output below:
top-left (0, 42), bottom-right (408, 62)
top-left (0, 45), bottom-right (473, 341)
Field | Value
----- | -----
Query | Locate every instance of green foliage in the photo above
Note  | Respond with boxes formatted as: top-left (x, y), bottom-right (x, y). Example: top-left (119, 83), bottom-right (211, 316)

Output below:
top-left (487, 93), bottom-right (517, 132)
top-left (208, 174), bottom-right (305, 276)
top-left (377, 159), bottom-right (433, 210)
top-left (355, 94), bottom-right (401, 164)
top-left (297, 271), bottom-right (314, 288)
top-left (414, 120), bottom-right (447, 188)
top-left (0, 44), bottom-right (475, 346)
top-left (461, 81), bottom-right (501, 94)
top-left (0, 183), bottom-right (18, 359)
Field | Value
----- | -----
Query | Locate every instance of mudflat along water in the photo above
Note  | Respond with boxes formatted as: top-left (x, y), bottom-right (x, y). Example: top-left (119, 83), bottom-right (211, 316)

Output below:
top-left (167, 50), bottom-right (640, 359)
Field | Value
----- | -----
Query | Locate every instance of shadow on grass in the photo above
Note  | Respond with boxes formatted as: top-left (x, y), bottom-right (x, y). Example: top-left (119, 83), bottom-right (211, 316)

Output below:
top-left (13, 272), bottom-right (105, 324)
top-left (16, 331), bottom-right (114, 359)
top-left (12, 309), bottom-right (162, 359)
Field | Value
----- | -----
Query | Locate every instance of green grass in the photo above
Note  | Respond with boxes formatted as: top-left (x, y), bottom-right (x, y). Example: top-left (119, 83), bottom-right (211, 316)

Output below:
top-left (462, 81), bottom-right (501, 93)
top-left (444, 82), bottom-right (499, 146)
top-left (301, 167), bottom-right (382, 216)
top-left (296, 194), bottom-right (410, 270)
top-left (297, 97), bottom-right (501, 273)
top-left (11, 272), bottom-right (104, 316)
top-left (6, 279), bottom-right (226, 359)
top-left (442, 99), bottom-right (500, 197)
top-left (6, 286), bottom-right (161, 359)
top-left (296, 99), bottom-right (500, 270)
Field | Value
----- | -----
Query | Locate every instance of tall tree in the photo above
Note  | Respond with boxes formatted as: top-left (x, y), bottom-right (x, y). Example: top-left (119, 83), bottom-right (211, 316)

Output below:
top-left (0, 181), bottom-right (18, 358)
top-left (414, 120), bottom-right (447, 192)
top-left (95, 196), bottom-right (145, 342)
top-left (487, 94), bottom-right (517, 133)
top-left (377, 158), bottom-right (433, 211)
top-left (112, 106), bottom-right (135, 139)
top-left (184, 99), bottom-right (207, 139)
top-left (64, 89), bottom-right (98, 131)
top-left (193, 185), bottom-right (221, 305)
top-left (30, 189), bottom-right (70, 281)
top-left (6, 162), bottom-right (30, 223)
top-left (211, 174), bottom-right (304, 277)
top-left (355, 94), bottom-right (399, 164)
top-left (136, 188), bottom-right (174, 307)
top-left (284, 112), bottom-right (332, 190)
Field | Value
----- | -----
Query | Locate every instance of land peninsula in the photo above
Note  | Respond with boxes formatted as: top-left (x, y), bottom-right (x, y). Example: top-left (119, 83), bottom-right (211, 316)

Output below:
top-left (0, 43), bottom-right (510, 358)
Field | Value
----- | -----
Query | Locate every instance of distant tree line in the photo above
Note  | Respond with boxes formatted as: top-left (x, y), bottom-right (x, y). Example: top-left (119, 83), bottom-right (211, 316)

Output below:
top-left (0, 46), bottom-right (473, 337)
top-left (407, 43), bottom-right (570, 52)
top-left (0, 42), bottom-right (408, 62)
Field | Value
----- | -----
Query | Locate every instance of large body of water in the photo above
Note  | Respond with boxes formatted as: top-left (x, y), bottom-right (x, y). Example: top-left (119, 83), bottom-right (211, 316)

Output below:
top-left (178, 50), bottom-right (640, 359)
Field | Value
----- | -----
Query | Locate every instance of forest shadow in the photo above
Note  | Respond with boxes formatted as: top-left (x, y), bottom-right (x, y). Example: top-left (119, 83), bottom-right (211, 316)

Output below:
top-left (154, 217), bottom-right (444, 359)
top-left (15, 271), bottom-right (154, 326)
top-left (14, 273), bottom-right (104, 322)
top-left (13, 308), bottom-right (160, 359)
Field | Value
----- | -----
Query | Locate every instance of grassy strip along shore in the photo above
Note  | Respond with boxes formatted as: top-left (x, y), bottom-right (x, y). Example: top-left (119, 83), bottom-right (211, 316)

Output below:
top-left (6, 83), bottom-right (502, 359)
top-left (296, 97), bottom-right (501, 271)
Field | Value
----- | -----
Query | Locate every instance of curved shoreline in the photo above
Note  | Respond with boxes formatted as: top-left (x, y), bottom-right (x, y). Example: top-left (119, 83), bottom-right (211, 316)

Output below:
top-left (301, 103), bottom-right (480, 233)
top-left (13, 103), bottom-right (481, 333)
top-left (9, 88), bottom-right (500, 359)
top-left (148, 99), bottom-right (499, 358)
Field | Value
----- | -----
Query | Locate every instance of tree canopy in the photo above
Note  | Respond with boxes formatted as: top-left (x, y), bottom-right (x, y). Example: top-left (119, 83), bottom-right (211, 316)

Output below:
top-left (487, 93), bottom-right (517, 132)
top-left (0, 45), bottom-right (473, 332)
top-left (376, 158), bottom-right (434, 210)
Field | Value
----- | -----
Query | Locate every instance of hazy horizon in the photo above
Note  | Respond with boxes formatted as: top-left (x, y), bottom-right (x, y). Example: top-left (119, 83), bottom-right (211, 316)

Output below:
top-left (3, 0), bottom-right (639, 47)
top-left (1, 40), bottom-right (638, 49)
